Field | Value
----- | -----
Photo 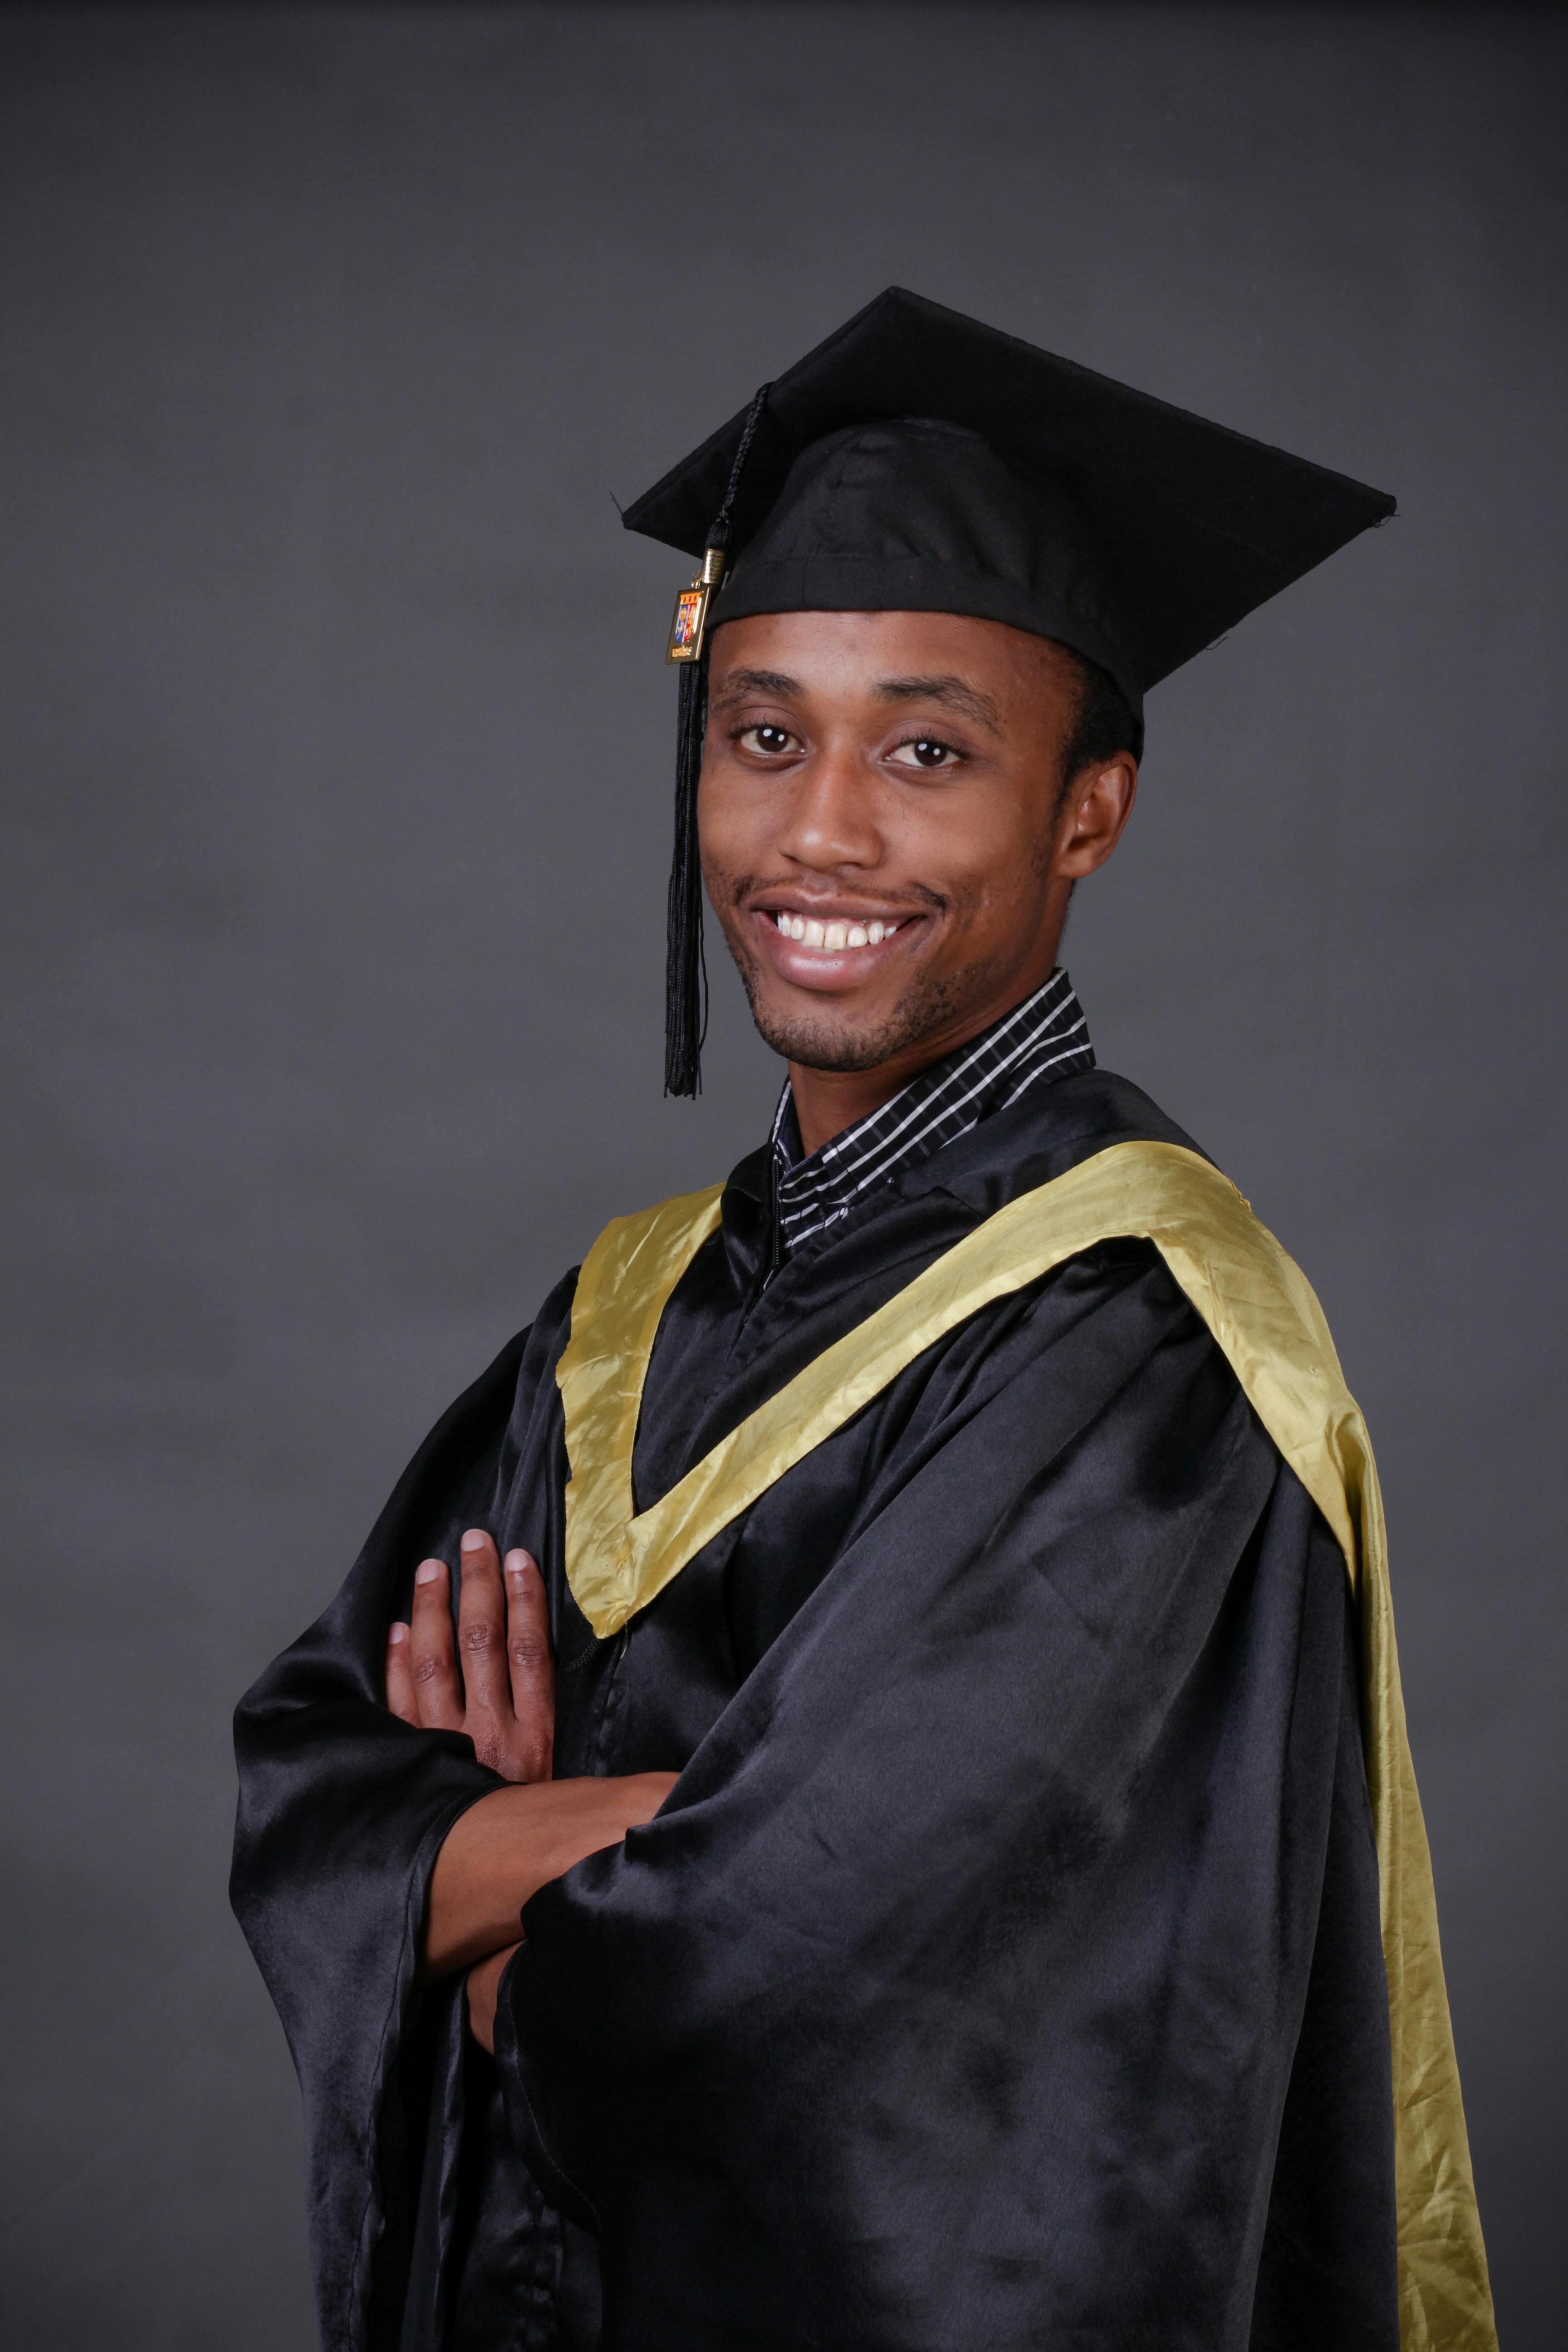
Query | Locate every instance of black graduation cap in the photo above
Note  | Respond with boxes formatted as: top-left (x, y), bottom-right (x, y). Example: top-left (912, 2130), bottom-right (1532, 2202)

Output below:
top-left (623, 287), bottom-right (1395, 1096)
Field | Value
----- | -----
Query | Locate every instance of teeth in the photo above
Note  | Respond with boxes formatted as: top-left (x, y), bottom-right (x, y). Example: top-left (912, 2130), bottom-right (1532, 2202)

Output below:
top-left (773, 913), bottom-right (901, 950)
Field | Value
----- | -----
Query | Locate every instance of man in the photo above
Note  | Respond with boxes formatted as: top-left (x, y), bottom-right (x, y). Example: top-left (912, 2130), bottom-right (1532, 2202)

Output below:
top-left (232, 290), bottom-right (1494, 2352)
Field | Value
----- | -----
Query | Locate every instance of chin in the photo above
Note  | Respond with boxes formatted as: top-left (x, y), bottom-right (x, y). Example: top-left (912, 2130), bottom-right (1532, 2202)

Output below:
top-left (747, 987), bottom-right (937, 1075)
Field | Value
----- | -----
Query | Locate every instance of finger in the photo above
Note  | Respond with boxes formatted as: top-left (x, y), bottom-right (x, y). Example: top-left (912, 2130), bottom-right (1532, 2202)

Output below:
top-left (384, 1622), bottom-right (420, 1724)
top-left (465, 1940), bottom-right (521, 2056)
top-left (504, 1550), bottom-right (555, 1783)
top-left (456, 1530), bottom-right (513, 1740)
top-left (464, 1956), bottom-right (493, 2053)
top-left (408, 1558), bottom-right (464, 1731)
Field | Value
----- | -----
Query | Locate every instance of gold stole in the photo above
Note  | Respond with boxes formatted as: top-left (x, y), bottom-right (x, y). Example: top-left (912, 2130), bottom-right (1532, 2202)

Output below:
top-left (556, 1139), bottom-right (1496, 2352)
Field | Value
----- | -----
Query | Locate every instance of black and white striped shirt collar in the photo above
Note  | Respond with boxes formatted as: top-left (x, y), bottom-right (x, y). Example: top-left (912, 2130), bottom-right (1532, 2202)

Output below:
top-left (770, 969), bottom-right (1094, 1256)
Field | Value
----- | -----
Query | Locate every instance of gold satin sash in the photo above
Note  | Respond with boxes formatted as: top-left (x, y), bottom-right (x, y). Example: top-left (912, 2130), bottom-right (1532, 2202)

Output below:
top-left (555, 1139), bottom-right (1496, 2352)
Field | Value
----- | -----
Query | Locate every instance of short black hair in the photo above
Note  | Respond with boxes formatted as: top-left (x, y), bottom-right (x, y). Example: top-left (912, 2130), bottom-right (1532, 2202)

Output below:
top-left (1059, 649), bottom-right (1144, 783)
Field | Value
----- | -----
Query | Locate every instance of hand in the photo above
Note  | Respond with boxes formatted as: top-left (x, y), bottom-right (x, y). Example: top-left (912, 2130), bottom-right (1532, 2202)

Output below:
top-left (385, 1530), bottom-right (553, 1784)
top-left (465, 1941), bottom-right (520, 2056)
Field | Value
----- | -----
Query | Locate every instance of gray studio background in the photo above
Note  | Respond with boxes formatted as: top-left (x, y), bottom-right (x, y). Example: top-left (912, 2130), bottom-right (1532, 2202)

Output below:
top-left (2, 5), bottom-right (1563, 2345)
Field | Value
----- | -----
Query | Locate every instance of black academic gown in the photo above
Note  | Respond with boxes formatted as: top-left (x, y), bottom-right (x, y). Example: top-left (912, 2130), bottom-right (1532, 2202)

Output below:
top-left (231, 1070), bottom-right (1400, 2352)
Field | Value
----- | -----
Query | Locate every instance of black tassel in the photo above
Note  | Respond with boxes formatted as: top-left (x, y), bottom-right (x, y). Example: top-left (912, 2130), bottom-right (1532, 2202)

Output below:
top-left (662, 381), bottom-right (772, 1098)
top-left (663, 650), bottom-right (709, 1096)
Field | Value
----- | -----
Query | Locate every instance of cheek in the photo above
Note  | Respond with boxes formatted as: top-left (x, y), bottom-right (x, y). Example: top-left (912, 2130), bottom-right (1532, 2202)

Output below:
top-left (955, 789), bottom-right (1059, 904)
top-left (698, 763), bottom-right (802, 893)
top-left (896, 796), bottom-right (1040, 920)
top-left (695, 767), bottom-right (747, 877)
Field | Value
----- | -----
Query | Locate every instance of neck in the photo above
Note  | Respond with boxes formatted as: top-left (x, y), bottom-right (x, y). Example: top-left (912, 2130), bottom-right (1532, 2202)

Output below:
top-left (787, 969), bottom-right (1059, 1158)
top-left (787, 1061), bottom-right (921, 1160)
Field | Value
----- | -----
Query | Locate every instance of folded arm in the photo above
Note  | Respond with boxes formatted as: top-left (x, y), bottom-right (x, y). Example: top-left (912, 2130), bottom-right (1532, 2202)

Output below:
top-left (385, 1527), bottom-right (675, 2033)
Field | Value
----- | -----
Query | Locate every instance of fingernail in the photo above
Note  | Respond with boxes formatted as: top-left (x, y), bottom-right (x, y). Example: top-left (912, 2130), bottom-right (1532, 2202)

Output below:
top-left (461, 1529), bottom-right (487, 1554)
top-left (505, 1550), bottom-right (531, 1580)
top-left (414, 1560), bottom-right (443, 1586)
top-left (388, 1622), bottom-right (408, 1644)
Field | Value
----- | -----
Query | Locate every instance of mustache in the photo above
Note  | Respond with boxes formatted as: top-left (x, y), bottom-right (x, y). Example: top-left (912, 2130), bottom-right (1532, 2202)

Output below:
top-left (716, 870), bottom-right (951, 917)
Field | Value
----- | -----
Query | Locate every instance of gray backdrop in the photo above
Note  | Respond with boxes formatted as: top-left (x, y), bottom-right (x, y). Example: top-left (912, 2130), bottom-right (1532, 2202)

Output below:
top-left (2, 5), bottom-right (1563, 2345)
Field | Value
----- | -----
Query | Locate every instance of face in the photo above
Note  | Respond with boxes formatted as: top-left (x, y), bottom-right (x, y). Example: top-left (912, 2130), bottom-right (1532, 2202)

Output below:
top-left (699, 608), bottom-right (1137, 1083)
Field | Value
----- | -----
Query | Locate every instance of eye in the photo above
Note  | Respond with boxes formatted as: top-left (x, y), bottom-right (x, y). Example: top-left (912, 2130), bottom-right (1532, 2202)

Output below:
top-left (889, 735), bottom-right (963, 770)
top-left (738, 722), bottom-right (800, 757)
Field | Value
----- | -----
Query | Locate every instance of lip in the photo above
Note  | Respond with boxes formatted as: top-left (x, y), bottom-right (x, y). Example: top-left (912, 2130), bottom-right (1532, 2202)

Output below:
top-left (748, 902), bottom-right (927, 992)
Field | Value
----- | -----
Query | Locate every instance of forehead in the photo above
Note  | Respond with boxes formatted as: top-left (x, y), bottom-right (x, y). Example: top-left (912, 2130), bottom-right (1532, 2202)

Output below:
top-left (706, 609), bottom-right (1080, 712)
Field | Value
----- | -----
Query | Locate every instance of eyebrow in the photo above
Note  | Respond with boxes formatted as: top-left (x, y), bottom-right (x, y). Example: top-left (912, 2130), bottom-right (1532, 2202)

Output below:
top-left (707, 667), bottom-right (802, 710)
top-left (707, 666), bottom-right (1004, 734)
top-left (874, 675), bottom-right (1004, 734)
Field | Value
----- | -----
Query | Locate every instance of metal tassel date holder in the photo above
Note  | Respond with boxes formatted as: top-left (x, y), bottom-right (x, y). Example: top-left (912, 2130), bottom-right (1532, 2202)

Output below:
top-left (665, 544), bottom-right (725, 664)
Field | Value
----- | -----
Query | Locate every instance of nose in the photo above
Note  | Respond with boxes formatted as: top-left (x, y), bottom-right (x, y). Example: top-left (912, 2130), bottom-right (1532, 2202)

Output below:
top-left (773, 740), bottom-right (884, 872)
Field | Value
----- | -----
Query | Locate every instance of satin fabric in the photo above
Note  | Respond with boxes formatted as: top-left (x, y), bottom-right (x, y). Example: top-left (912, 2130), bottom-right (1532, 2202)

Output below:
top-left (556, 1141), bottom-right (1494, 2352)
top-left (232, 1071), bottom-right (1440, 2349)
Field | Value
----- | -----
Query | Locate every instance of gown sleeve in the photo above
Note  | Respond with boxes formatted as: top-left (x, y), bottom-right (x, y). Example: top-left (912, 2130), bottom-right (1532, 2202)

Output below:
top-left (230, 1286), bottom-right (574, 2352)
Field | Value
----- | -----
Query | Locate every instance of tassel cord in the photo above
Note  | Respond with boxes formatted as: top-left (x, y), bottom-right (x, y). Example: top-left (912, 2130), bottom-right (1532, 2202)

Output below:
top-left (664, 654), bottom-right (709, 1096)
top-left (663, 381), bottom-right (772, 1098)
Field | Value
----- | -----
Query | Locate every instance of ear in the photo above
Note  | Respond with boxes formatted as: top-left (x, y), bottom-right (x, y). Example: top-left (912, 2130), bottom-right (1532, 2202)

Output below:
top-left (1055, 755), bottom-right (1137, 880)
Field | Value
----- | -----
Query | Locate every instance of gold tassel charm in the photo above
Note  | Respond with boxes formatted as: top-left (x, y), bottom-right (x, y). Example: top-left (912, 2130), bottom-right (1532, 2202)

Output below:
top-left (666, 545), bottom-right (726, 664)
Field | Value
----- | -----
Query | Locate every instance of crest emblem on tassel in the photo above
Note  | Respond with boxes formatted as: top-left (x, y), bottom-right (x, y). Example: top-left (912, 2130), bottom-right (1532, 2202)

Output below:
top-left (666, 547), bottom-right (727, 664)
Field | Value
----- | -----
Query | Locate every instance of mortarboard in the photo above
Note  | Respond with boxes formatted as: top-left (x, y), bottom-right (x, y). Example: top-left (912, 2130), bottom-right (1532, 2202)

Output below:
top-left (622, 288), bottom-right (1396, 1096)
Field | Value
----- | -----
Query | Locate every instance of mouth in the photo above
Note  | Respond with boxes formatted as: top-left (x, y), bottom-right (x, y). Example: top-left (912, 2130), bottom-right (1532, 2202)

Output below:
top-left (748, 901), bottom-right (927, 990)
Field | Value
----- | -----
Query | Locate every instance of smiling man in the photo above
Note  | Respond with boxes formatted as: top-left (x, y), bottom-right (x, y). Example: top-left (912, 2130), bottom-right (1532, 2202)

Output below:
top-left (232, 293), bottom-right (1494, 2352)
